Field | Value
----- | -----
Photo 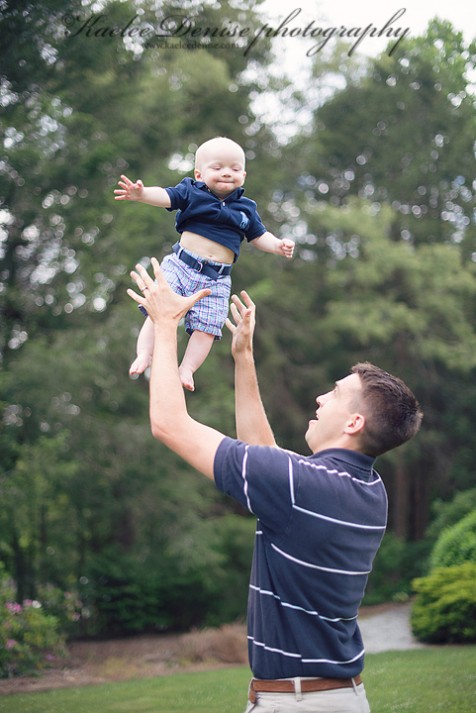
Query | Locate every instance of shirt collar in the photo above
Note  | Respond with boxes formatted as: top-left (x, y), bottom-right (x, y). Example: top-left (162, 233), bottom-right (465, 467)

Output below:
top-left (310, 448), bottom-right (376, 481)
top-left (194, 180), bottom-right (245, 201)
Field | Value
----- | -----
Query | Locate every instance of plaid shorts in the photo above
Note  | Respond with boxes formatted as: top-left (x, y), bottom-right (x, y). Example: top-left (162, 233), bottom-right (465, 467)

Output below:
top-left (160, 251), bottom-right (232, 339)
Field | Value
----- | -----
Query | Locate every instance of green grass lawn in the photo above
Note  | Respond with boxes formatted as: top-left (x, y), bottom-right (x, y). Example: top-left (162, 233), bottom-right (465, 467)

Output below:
top-left (1, 646), bottom-right (475, 713)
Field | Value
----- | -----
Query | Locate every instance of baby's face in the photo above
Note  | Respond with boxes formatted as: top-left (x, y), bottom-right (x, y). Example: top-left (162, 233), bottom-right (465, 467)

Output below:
top-left (194, 141), bottom-right (246, 199)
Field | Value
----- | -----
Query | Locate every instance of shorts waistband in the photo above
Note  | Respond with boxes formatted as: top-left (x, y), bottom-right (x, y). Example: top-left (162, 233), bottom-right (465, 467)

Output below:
top-left (173, 242), bottom-right (232, 279)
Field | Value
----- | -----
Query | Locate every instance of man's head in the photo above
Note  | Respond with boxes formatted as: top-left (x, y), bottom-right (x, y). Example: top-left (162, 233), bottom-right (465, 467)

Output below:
top-left (305, 362), bottom-right (423, 457)
top-left (194, 137), bottom-right (246, 199)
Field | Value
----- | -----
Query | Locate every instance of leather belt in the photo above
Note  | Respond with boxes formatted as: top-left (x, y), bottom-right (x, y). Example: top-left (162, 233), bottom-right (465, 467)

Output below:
top-left (248, 675), bottom-right (362, 703)
top-left (172, 242), bottom-right (232, 279)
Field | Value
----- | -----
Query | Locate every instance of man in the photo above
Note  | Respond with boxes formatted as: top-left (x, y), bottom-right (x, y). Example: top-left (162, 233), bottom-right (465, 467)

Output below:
top-left (128, 258), bottom-right (423, 713)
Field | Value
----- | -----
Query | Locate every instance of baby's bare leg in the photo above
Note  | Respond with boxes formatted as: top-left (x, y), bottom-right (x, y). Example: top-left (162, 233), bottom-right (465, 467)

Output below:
top-left (179, 331), bottom-right (215, 391)
top-left (129, 317), bottom-right (154, 375)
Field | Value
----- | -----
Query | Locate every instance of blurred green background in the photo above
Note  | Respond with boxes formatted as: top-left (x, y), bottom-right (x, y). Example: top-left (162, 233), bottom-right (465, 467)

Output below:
top-left (1, 0), bottom-right (475, 638)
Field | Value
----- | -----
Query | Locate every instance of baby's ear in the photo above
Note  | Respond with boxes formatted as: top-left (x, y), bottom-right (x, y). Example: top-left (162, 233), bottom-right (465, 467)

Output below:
top-left (194, 168), bottom-right (202, 180)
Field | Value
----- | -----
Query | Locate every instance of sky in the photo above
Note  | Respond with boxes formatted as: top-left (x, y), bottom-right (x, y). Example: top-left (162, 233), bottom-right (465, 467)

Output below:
top-left (260, 0), bottom-right (476, 58)
top-left (253, 0), bottom-right (475, 138)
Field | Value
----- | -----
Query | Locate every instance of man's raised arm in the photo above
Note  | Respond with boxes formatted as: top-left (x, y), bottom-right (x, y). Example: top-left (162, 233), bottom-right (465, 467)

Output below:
top-left (225, 292), bottom-right (277, 447)
top-left (128, 259), bottom-right (225, 479)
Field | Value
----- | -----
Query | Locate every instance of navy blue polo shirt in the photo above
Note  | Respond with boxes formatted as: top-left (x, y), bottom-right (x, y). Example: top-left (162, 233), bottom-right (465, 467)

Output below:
top-left (214, 439), bottom-right (388, 680)
top-left (165, 178), bottom-right (267, 257)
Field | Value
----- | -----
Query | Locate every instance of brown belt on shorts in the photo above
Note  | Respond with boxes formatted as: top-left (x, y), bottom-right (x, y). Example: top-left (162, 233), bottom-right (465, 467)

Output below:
top-left (248, 675), bottom-right (362, 703)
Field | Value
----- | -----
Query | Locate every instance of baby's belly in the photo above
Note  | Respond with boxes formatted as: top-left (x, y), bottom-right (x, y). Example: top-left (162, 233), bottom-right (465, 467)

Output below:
top-left (180, 232), bottom-right (234, 264)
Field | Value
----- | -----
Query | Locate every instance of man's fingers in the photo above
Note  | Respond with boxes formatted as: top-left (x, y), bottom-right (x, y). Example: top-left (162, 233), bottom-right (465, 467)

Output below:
top-left (224, 317), bottom-right (235, 334)
top-left (229, 302), bottom-right (241, 323)
top-left (129, 260), bottom-right (212, 323)
top-left (187, 288), bottom-right (212, 308)
top-left (126, 287), bottom-right (143, 305)
top-left (231, 291), bottom-right (255, 318)
top-left (134, 263), bottom-right (155, 290)
top-left (229, 302), bottom-right (253, 329)
top-left (151, 257), bottom-right (168, 288)
top-left (230, 295), bottom-right (248, 317)
top-left (239, 290), bottom-right (255, 309)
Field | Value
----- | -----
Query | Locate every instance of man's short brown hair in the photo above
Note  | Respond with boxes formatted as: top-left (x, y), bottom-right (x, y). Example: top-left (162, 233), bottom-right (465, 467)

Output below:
top-left (351, 362), bottom-right (423, 456)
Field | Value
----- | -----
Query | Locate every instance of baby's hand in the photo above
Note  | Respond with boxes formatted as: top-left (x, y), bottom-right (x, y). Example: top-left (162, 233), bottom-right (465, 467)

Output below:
top-left (114, 174), bottom-right (144, 201)
top-left (279, 239), bottom-right (295, 259)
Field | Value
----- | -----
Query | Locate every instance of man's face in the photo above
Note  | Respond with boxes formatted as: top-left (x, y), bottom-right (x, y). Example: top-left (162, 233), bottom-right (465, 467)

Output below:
top-left (305, 373), bottom-right (364, 453)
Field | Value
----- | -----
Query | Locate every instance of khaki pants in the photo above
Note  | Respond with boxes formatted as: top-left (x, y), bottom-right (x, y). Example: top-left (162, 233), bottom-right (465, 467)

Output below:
top-left (244, 682), bottom-right (371, 713)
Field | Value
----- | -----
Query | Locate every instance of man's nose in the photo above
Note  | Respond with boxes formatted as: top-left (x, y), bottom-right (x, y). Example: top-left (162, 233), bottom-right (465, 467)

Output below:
top-left (317, 392), bottom-right (330, 407)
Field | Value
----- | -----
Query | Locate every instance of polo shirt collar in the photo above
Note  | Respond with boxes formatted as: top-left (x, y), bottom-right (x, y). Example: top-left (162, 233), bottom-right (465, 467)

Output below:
top-left (194, 180), bottom-right (245, 201)
top-left (311, 448), bottom-right (376, 481)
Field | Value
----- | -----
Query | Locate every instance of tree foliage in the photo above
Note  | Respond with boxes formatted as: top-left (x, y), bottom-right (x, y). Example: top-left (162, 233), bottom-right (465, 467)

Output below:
top-left (291, 20), bottom-right (476, 255)
top-left (430, 510), bottom-right (476, 569)
top-left (1, 3), bottom-right (476, 633)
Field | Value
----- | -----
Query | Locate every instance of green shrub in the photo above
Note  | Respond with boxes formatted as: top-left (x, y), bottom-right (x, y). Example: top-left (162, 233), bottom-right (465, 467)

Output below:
top-left (79, 515), bottom-right (255, 636)
top-left (37, 584), bottom-right (91, 639)
top-left (427, 488), bottom-right (476, 542)
top-left (430, 510), bottom-right (476, 569)
top-left (411, 563), bottom-right (476, 643)
top-left (0, 568), bottom-right (65, 678)
top-left (363, 533), bottom-right (428, 605)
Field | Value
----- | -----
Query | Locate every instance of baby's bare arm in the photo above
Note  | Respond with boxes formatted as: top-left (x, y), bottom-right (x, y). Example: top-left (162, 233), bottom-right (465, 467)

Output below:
top-left (114, 175), bottom-right (171, 207)
top-left (252, 232), bottom-right (295, 259)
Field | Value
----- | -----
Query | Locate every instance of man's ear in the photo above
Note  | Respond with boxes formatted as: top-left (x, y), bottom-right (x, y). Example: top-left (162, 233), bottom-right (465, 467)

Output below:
top-left (345, 413), bottom-right (365, 435)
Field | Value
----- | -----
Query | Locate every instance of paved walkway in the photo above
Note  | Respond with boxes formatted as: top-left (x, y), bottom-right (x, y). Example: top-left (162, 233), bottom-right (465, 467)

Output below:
top-left (359, 603), bottom-right (426, 653)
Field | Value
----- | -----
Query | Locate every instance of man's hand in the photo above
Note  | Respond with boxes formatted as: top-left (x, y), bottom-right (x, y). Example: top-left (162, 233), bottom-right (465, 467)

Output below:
top-left (225, 291), bottom-right (256, 360)
top-left (226, 291), bottom-right (276, 446)
top-left (114, 174), bottom-right (144, 201)
top-left (127, 257), bottom-right (211, 324)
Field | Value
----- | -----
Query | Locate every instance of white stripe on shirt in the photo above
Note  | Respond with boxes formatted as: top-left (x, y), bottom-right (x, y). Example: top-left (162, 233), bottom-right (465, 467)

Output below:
top-left (296, 458), bottom-right (383, 486)
top-left (248, 636), bottom-right (365, 666)
top-left (271, 543), bottom-right (371, 576)
top-left (249, 583), bottom-right (358, 622)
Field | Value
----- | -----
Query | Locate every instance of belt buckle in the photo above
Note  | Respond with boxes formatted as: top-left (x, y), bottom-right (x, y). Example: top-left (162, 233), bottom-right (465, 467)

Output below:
top-left (195, 259), bottom-right (204, 273)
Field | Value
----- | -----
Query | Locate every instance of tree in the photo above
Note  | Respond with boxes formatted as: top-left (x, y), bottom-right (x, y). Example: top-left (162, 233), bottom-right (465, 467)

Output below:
top-left (236, 199), bottom-right (476, 539)
top-left (0, 0), bottom-right (278, 619)
top-left (291, 20), bottom-right (476, 255)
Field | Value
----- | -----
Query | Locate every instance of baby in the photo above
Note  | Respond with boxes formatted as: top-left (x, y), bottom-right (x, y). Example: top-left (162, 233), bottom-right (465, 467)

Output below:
top-left (115, 137), bottom-right (294, 391)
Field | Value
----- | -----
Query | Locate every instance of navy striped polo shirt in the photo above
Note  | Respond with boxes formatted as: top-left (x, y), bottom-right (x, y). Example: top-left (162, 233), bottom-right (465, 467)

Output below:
top-left (214, 438), bottom-right (388, 679)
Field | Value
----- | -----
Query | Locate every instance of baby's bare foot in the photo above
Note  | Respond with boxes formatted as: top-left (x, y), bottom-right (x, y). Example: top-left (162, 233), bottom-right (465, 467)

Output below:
top-left (179, 366), bottom-right (195, 392)
top-left (129, 353), bottom-right (152, 376)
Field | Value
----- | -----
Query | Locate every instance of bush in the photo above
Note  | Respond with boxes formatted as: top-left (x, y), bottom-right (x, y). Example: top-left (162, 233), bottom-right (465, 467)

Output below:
top-left (0, 569), bottom-right (65, 678)
top-left (430, 510), bottom-right (476, 569)
top-left (411, 563), bottom-right (476, 643)
top-left (37, 583), bottom-right (92, 639)
top-left (426, 488), bottom-right (476, 542)
top-left (80, 515), bottom-right (255, 637)
top-left (363, 533), bottom-right (429, 605)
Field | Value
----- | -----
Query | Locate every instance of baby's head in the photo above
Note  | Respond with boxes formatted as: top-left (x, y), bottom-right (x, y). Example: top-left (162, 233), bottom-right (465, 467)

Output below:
top-left (194, 137), bottom-right (246, 198)
top-left (195, 137), bottom-right (245, 171)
